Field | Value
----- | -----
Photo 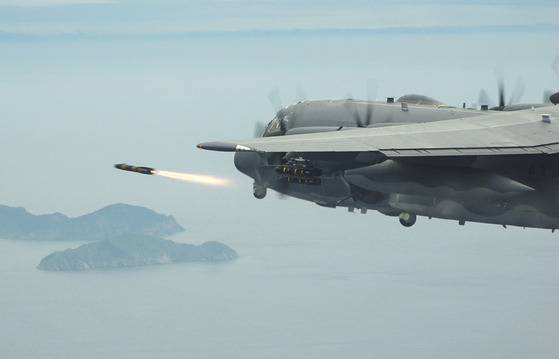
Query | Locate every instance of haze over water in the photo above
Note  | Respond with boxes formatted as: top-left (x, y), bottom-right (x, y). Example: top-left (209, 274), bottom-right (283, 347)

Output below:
top-left (2, 222), bottom-right (559, 358)
top-left (2, 1), bottom-right (559, 357)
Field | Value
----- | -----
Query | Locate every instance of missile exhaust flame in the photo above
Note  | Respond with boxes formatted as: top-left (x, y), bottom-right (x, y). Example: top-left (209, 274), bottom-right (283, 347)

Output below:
top-left (114, 163), bottom-right (235, 187)
top-left (154, 170), bottom-right (235, 187)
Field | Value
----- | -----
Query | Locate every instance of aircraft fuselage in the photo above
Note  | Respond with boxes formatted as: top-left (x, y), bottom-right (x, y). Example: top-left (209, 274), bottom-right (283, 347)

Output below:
top-left (233, 96), bottom-right (559, 230)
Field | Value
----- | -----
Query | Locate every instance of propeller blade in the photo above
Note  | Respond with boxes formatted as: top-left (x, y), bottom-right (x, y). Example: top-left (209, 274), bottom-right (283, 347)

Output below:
top-left (509, 75), bottom-right (525, 105)
top-left (253, 121), bottom-right (266, 137)
top-left (548, 57), bottom-right (559, 104)
top-left (364, 103), bottom-right (373, 127)
top-left (267, 87), bottom-right (283, 112)
top-left (343, 99), bottom-right (363, 127)
top-left (493, 64), bottom-right (505, 108)
top-left (344, 80), bottom-right (378, 127)
top-left (552, 56), bottom-right (559, 80)
top-left (295, 85), bottom-right (308, 103)
top-left (543, 90), bottom-right (553, 104)
top-left (364, 79), bottom-right (377, 126)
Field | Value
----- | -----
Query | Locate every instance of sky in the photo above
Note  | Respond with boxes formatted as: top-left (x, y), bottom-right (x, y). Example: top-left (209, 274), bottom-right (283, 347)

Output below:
top-left (2, 1), bottom-right (559, 358)
top-left (1, 0), bottom-right (559, 35)
top-left (2, 0), bottom-right (559, 222)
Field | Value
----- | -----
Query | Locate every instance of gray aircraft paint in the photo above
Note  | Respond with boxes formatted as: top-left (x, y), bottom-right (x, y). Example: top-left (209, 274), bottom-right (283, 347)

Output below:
top-left (200, 96), bottom-right (559, 230)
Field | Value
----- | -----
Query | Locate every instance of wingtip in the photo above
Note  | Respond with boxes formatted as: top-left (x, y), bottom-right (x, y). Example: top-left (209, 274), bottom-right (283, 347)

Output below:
top-left (197, 141), bottom-right (262, 153)
top-left (196, 141), bottom-right (242, 152)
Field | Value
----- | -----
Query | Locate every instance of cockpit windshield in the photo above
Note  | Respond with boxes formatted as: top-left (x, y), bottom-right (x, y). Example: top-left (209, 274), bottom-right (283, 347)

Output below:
top-left (263, 111), bottom-right (291, 137)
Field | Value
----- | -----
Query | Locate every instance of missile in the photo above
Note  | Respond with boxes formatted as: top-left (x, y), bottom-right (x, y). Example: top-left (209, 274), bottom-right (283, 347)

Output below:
top-left (114, 163), bottom-right (155, 175)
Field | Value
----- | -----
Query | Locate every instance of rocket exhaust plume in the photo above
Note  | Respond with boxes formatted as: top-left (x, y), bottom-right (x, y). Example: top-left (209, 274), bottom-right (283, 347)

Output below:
top-left (154, 170), bottom-right (235, 187)
top-left (114, 163), bottom-right (235, 187)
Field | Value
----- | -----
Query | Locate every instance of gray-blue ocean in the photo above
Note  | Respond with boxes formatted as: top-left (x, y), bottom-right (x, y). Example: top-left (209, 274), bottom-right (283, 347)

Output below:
top-left (2, 218), bottom-right (559, 358)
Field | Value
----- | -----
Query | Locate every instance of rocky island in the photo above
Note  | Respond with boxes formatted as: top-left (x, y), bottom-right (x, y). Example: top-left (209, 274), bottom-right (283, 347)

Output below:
top-left (2, 203), bottom-right (238, 271)
top-left (37, 234), bottom-right (238, 271)
top-left (0, 203), bottom-right (185, 241)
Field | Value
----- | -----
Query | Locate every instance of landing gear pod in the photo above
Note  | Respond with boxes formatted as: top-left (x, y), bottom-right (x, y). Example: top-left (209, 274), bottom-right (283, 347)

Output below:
top-left (399, 212), bottom-right (416, 227)
top-left (253, 183), bottom-right (267, 199)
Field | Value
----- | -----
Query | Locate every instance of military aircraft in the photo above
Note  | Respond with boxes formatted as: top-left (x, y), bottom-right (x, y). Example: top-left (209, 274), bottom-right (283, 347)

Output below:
top-left (197, 92), bottom-right (559, 231)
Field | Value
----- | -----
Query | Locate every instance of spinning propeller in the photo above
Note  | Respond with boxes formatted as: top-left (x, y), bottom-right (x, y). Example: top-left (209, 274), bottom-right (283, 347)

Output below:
top-left (482, 64), bottom-right (525, 111)
top-left (481, 59), bottom-right (559, 109)
top-left (346, 80), bottom-right (377, 127)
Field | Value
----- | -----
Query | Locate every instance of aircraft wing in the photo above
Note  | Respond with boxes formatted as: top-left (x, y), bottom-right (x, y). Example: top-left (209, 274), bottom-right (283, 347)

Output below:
top-left (198, 105), bottom-right (559, 157)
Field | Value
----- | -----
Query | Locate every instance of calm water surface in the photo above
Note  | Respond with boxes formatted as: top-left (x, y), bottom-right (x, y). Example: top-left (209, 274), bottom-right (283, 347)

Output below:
top-left (2, 224), bottom-right (559, 358)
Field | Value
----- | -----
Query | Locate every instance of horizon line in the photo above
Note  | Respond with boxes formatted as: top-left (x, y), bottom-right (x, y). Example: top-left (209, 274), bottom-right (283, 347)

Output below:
top-left (2, 23), bottom-right (558, 41)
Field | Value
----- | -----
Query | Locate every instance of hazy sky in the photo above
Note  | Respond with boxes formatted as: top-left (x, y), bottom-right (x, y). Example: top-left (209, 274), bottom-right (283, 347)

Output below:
top-left (2, 0), bottom-right (559, 224)
top-left (1, 0), bottom-right (558, 34)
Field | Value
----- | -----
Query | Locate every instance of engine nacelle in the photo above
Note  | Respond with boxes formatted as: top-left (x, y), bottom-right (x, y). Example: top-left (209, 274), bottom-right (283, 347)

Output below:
top-left (345, 160), bottom-right (533, 201)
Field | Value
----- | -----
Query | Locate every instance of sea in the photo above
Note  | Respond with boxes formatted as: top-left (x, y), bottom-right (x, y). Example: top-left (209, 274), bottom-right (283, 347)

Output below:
top-left (2, 219), bottom-right (559, 359)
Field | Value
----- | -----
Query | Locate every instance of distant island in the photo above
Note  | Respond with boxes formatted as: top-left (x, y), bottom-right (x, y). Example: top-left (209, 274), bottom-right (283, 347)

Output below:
top-left (38, 234), bottom-right (238, 271)
top-left (0, 203), bottom-right (185, 241)
top-left (2, 203), bottom-right (238, 271)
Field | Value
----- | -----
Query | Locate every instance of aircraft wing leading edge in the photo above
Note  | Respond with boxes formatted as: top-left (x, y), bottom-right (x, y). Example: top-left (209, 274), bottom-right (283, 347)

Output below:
top-left (197, 105), bottom-right (559, 157)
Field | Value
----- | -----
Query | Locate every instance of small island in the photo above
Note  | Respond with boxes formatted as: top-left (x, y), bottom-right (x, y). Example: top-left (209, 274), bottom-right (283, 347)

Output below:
top-left (0, 203), bottom-right (185, 241)
top-left (2, 203), bottom-right (238, 271)
top-left (37, 234), bottom-right (238, 271)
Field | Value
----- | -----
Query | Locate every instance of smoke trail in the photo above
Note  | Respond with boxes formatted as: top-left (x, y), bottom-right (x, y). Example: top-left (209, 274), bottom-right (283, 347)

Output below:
top-left (154, 170), bottom-right (235, 187)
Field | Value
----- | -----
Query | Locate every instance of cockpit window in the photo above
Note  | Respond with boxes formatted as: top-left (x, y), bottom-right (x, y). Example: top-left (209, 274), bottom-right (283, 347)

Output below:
top-left (265, 116), bottom-right (282, 135)
top-left (263, 112), bottom-right (291, 137)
